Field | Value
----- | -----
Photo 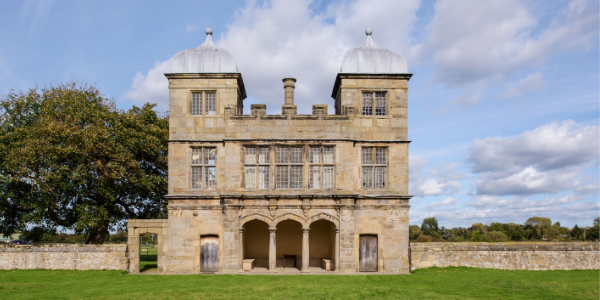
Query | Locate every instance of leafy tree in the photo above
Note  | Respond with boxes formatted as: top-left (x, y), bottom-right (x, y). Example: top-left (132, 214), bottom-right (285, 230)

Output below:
top-left (471, 223), bottom-right (488, 234)
top-left (439, 226), bottom-right (453, 240)
top-left (409, 225), bottom-right (421, 240)
top-left (525, 217), bottom-right (556, 240)
top-left (421, 217), bottom-right (440, 238)
top-left (587, 226), bottom-right (599, 241)
top-left (0, 83), bottom-right (168, 244)
top-left (483, 231), bottom-right (509, 242)
top-left (570, 224), bottom-right (583, 238)
top-left (588, 218), bottom-right (600, 241)
top-left (470, 231), bottom-right (483, 242)
top-left (507, 223), bottom-right (526, 241)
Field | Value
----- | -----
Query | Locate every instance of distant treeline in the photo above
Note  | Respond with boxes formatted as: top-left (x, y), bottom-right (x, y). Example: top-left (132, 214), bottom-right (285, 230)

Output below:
top-left (411, 216), bottom-right (600, 242)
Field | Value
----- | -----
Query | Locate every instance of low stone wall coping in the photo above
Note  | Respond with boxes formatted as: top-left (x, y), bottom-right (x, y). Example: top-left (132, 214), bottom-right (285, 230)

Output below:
top-left (0, 244), bottom-right (127, 253)
top-left (410, 242), bottom-right (599, 252)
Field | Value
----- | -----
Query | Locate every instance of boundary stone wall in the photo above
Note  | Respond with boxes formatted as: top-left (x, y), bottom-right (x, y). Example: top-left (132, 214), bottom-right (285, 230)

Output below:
top-left (1, 242), bottom-right (598, 272)
top-left (410, 242), bottom-right (600, 271)
top-left (0, 244), bottom-right (128, 271)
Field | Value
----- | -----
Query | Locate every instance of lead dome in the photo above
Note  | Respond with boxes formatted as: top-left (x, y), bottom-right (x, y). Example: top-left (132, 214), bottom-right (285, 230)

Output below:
top-left (170, 28), bottom-right (238, 73)
top-left (340, 28), bottom-right (408, 74)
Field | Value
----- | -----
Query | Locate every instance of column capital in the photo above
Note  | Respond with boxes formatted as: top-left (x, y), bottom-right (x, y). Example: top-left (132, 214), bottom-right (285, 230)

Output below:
top-left (302, 227), bottom-right (310, 232)
top-left (335, 228), bottom-right (340, 233)
top-left (269, 228), bottom-right (277, 232)
top-left (239, 228), bottom-right (244, 232)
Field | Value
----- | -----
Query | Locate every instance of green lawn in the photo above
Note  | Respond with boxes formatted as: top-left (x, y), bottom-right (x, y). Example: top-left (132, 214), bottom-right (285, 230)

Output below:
top-left (139, 246), bottom-right (157, 271)
top-left (0, 267), bottom-right (597, 299)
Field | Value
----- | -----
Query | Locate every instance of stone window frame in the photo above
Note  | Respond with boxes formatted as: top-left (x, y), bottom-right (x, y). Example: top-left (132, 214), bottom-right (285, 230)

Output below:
top-left (361, 147), bottom-right (388, 190)
top-left (361, 90), bottom-right (388, 117)
top-left (275, 146), bottom-right (304, 189)
top-left (190, 147), bottom-right (217, 190)
top-left (308, 146), bottom-right (336, 190)
top-left (189, 90), bottom-right (218, 116)
top-left (243, 146), bottom-right (271, 189)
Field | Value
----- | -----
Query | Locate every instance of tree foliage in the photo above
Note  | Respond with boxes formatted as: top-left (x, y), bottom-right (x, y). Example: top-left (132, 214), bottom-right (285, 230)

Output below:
top-left (0, 83), bottom-right (168, 244)
top-left (421, 217), bottom-right (440, 238)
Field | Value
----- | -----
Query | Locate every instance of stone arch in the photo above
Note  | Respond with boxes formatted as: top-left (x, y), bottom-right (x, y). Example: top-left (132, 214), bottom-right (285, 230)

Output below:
top-left (240, 213), bottom-right (273, 227)
top-left (307, 213), bottom-right (339, 229)
top-left (271, 213), bottom-right (306, 228)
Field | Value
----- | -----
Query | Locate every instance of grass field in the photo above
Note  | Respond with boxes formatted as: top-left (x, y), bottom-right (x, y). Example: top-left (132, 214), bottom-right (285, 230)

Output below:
top-left (0, 267), bottom-right (597, 299)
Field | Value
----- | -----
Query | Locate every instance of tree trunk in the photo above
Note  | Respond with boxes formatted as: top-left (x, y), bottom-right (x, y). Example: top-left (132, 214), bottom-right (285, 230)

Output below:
top-left (86, 222), bottom-right (109, 244)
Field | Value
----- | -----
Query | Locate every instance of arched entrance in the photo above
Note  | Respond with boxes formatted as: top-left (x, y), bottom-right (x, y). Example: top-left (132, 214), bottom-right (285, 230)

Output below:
top-left (309, 219), bottom-right (336, 271)
top-left (276, 219), bottom-right (303, 270)
top-left (242, 219), bottom-right (270, 270)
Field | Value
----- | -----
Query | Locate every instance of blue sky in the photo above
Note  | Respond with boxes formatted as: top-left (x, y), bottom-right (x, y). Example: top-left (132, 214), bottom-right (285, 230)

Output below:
top-left (1, 0), bottom-right (598, 228)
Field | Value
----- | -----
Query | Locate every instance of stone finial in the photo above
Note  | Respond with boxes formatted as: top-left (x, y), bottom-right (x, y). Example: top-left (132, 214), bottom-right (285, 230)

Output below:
top-left (206, 28), bottom-right (213, 35)
top-left (365, 28), bottom-right (372, 36)
top-left (282, 78), bottom-right (297, 105)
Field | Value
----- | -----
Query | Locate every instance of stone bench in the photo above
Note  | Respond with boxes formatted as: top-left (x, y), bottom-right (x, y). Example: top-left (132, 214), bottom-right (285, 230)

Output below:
top-left (321, 259), bottom-right (333, 271)
top-left (243, 259), bottom-right (255, 271)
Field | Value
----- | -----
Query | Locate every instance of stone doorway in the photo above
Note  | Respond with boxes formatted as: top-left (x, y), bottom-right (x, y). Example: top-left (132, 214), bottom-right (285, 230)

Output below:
top-left (126, 219), bottom-right (167, 274)
top-left (139, 233), bottom-right (157, 273)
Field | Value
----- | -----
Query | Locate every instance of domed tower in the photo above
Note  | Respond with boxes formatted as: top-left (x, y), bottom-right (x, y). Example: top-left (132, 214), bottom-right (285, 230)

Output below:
top-left (332, 28), bottom-right (411, 128)
top-left (331, 29), bottom-right (412, 273)
top-left (165, 28), bottom-right (247, 121)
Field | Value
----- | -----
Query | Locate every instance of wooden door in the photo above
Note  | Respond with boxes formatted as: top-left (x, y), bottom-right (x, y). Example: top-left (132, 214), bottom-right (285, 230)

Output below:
top-left (359, 235), bottom-right (377, 272)
top-left (201, 236), bottom-right (219, 272)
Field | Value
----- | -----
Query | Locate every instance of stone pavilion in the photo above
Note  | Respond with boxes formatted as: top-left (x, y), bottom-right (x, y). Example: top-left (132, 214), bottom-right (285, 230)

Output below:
top-left (127, 28), bottom-right (412, 274)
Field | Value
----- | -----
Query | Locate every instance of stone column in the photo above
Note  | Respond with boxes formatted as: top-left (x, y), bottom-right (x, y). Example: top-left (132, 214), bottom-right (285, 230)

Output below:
top-left (301, 228), bottom-right (310, 272)
top-left (335, 228), bottom-right (340, 272)
top-left (238, 228), bottom-right (244, 272)
top-left (268, 228), bottom-right (277, 272)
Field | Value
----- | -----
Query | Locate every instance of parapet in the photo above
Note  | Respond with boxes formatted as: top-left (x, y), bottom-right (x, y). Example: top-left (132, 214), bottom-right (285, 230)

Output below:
top-left (230, 104), bottom-right (350, 121)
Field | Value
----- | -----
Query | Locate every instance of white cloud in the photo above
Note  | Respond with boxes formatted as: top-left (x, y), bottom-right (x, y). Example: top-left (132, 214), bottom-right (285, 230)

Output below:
top-left (411, 0), bottom-right (599, 88)
top-left (414, 194), bottom-right (598, 227)
top-left (410, 157), bottom-right (464, 197)
top-left (186, 25), bottom-right (197, 32)
top-left (466, 120), bottom-right (599, 196)
top-left (466, 194), bottom-right (579, 210)
top-left (497, 72), bottom-right (544, 98)
top-left (121, 0), bottom-right (421, 114)
top-left (121, 60), bottom-right (170, 112)
top-left (216, 0), bottom-right (420, 114)
top-left (425, 197), bottom-right (458, 211)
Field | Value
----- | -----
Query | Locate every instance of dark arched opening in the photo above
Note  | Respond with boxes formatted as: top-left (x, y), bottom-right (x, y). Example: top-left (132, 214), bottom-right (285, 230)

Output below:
top-left (276, 219), bottom-right (303, 269)
top-left (243, 219), bottom-right (270, 269)
top-left (309, 219), bottom-right (336, 270)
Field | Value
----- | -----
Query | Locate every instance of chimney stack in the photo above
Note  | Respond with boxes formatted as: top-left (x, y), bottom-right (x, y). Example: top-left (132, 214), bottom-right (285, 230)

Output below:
top-left (282, 78), bottom-right (296, 105)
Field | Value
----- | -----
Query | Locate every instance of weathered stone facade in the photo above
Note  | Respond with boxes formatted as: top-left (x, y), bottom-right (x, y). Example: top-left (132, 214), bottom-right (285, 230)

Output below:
top-left (0, 244), bottom-right (128, 270)
top-left (125, 30), bottom-right (413, 274)
top-left (410, 242), bottom-right (600, 270)
top-left (151, 72), bottom-right (412, 274)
